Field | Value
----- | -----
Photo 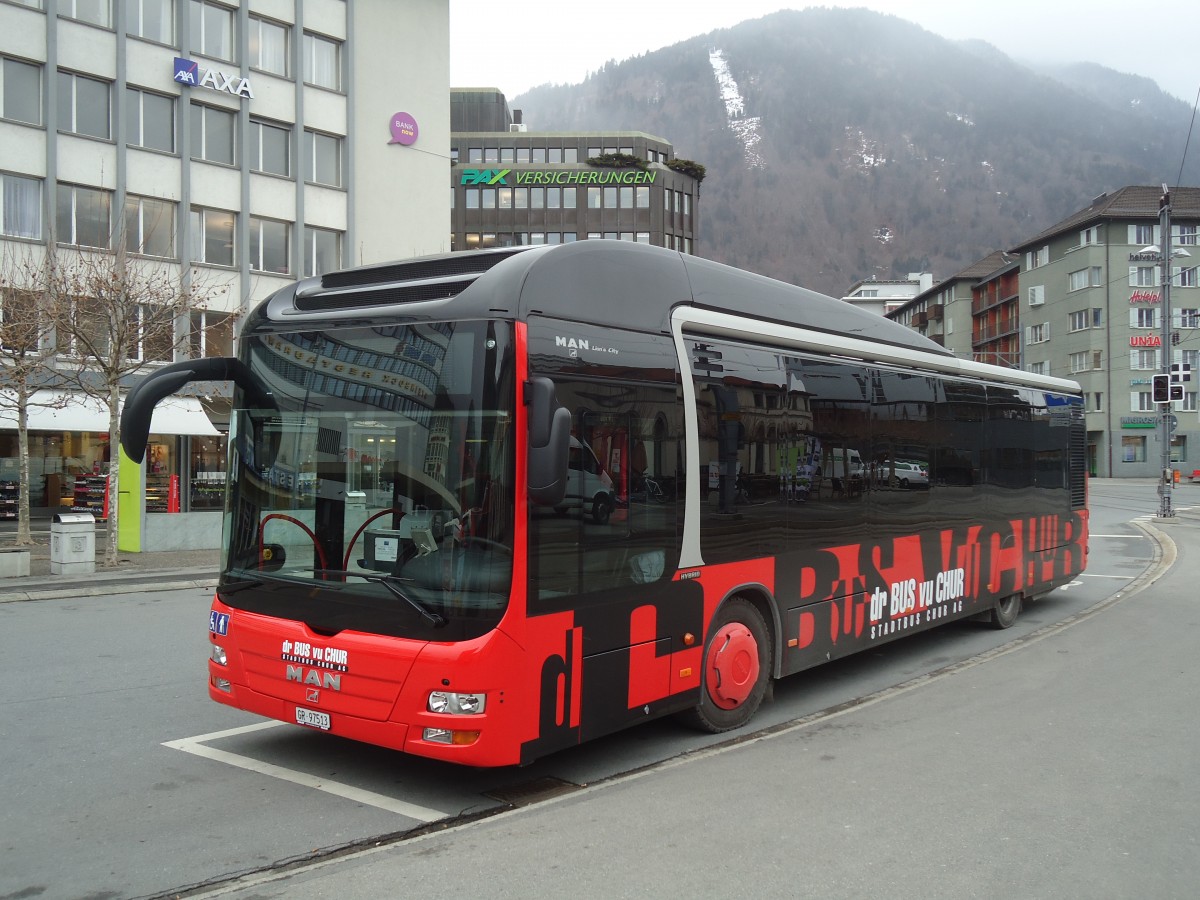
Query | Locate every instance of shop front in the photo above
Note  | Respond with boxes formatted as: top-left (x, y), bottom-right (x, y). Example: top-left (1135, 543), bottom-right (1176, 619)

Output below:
top-left (0, 391), bottom-right (223, 540)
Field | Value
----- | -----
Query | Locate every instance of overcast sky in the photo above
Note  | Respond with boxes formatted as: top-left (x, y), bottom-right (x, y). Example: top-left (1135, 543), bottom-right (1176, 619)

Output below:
top-left (450, 1), bottom-right (1200, 105)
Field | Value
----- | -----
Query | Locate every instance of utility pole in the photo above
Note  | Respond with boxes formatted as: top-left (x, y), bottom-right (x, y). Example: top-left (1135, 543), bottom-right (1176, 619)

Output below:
top-left (1158, 184), bottom-right (1175, 519)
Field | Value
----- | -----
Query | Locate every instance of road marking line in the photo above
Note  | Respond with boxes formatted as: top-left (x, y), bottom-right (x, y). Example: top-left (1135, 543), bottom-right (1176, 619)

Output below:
top-left (163, 726), bottom-right (447, 822)
top-left (1080, 572), bottom-right (1137, 579)
top-left (1089, 533), bottom-right (1147, 538)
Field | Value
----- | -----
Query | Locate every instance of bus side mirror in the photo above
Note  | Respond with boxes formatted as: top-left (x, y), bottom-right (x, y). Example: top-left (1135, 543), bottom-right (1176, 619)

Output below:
top-left (526, 376), bottom-right (570, 507)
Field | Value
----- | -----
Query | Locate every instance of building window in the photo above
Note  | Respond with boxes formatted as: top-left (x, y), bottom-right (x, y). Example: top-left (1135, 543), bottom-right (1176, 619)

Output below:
top-left (1122, 436), bottom-right (1146, 462)
top-left (1131, 349), bottom-right (1159, 371)
top-left (1027, 285), bottom-right (1044, 306)
top-left (304, 129), bottom-right (342, 186)
top-left (126, 87), bottom-right (174, 152)
top-left (1025, 246), bottom-right (1049, 269)
top-left (1028, 361), bottom-right (1047, 376)
top-left (127, 304), bottom-right (174, 362)
top-left (190, 102), bottom-right (235, 165)
top-left (1093, 307), bottom-right (1103, 327)
top-left (1025, 322), bottom-right (1050, 344)
top-left (56, 183), bottom-right (112, 248)
top-left (303, 226), bottom-right (341, 277)
top-left (464, 188), bottom-right (479, 209)
top-left (1069, 309), bottom-right (1092, 332)
top-left (1068, 266), bottom-right (1101, 292)
top-left (249, 216), bottom-right (289, 274)
top-left (563, 188), bottom-right (577, 209)
top-left (1178, 309), bottom-right (1200, 329)
top-left (1131, 308), bottom-right (1158, 329)
top-left (1081, 226), bottom-right (1101, 245)
top-left (124, 194), bottom-right (175, 258)
top-left (126, 0), bottom-right (173, 44)
top-left (190, 206), bottom-right (235, 266)
top-left (58, 71), bottom-right (111, 139)
top-left (1177, 266), bottom-right (1198, 288)
top-left (587, 187), bottom-right (601, 209)
top-left (249, 119), bottom-right (290, 176)
top-left (1171, 435), bottom-right (1187, 463)
top-left (1183, 394), bottom-right (1198, 413)
top-left (0, 288), bottom-right (41, 353)
top-left (249, 16), bottom-right (288, 76)
top-left (636, 186), bottom-right (649, 208)
top-left (189, 310), bottom-right (234, 358)
top-left (1130, 266), bottom-right (1158, 287)
top-left (189, 0), bottom-right (235, 62)
top-left (1132, 391), bottom-right (1154, 412)
top-left (1, 173), bottom-right (42, 239)
top-left (1131, 223), bottom-right (1156, 246)
top-left (1069, 351), bottom-right (1090, 373)
top-left (61, 0), bottom-right (111, 27)
top-left (2, 57), bottom-right (41, 125)
top-left (1177, 224), bottom-right (1198, 246)
top-left (303, 32), bottom-right (340, 90)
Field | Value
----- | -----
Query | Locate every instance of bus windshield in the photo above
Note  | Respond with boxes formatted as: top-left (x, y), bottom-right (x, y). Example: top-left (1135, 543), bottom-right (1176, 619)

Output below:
top-left (220, 320), bottom-right (516, 641)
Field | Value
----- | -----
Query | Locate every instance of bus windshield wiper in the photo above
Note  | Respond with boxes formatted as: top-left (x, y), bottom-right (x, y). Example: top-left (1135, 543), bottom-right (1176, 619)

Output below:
top-left (315, 569), bottom-right (446, 627)
top-left (219, 576), bottom-right (266, 595)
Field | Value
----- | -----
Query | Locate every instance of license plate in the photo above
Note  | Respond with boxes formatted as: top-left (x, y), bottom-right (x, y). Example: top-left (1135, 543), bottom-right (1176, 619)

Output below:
top-left (295, 707), bottom-right (331, 731)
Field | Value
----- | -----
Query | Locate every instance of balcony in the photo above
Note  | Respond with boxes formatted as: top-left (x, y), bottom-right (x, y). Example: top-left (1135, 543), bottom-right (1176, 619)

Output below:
top-left (913, 311), bottom-right (928, 326)
top-left (928, 303), bottom-right (944, 321)
top-left (971, 292), bottom-right (1019, 315)
top-left (973, 318), bottom-right (1020, 343)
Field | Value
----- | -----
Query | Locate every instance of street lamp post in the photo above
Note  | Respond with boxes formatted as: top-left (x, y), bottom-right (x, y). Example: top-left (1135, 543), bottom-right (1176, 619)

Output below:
top-left (1159, 186), bottom-right (1175, 518)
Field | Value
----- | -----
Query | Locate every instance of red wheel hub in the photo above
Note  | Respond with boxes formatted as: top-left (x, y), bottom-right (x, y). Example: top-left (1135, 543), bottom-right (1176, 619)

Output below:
top-left (704, 622), bottom-right (760, 709)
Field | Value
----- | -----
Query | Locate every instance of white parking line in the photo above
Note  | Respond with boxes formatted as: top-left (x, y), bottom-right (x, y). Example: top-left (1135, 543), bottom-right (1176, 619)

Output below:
top-left (163, 722), bottom-right (447, 822)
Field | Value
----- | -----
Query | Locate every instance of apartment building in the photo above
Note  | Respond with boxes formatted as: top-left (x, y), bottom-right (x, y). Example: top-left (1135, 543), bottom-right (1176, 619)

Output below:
top-left (1013, 186), bottom-right (1200, 478)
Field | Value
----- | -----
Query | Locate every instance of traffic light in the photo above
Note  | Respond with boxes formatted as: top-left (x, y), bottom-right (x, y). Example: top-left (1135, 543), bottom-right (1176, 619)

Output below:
top-left (1153, 373), bottom-right (1170, 403)
top-left (1171, 383), bottom-right (1185, 401)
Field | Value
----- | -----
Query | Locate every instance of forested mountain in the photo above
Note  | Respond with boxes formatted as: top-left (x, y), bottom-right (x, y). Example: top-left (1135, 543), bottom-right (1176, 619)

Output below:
top-left (511, 8), bottom-right (1199, 296)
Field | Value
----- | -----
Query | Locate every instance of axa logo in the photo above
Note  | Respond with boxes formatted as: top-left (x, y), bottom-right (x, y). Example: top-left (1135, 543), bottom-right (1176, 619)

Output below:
top-left (459, 168), bottom-right (511, 185)
top-left (173, 56), bottom-right (254, 100)
top-left (286, 665), bottom-right (342, 691)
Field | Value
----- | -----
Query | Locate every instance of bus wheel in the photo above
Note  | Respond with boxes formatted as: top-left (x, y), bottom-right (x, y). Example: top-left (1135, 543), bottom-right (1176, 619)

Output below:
top-left (989, 593), bottom-right (1021, 629)
top-left (678, 597), bottom-right (771, 733)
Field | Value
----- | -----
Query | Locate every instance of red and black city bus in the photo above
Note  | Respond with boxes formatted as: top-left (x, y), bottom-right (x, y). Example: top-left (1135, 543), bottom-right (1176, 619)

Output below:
top-left (121, 241), bottom-right (1088, 767)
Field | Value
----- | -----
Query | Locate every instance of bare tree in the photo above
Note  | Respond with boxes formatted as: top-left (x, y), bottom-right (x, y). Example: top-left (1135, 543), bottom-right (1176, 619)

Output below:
top-left (46, 241), bottom-right (227, 566)
top-left (0, 247), bottom-right (69, 544)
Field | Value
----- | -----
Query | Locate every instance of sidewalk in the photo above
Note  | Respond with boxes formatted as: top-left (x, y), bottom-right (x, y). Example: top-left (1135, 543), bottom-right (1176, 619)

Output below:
top-left (0, 535), bottom-right (219, 602)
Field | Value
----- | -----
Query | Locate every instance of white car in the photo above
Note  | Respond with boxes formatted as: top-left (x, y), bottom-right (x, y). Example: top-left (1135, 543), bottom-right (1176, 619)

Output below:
top-left (892, 461), bottom-right (929, 488)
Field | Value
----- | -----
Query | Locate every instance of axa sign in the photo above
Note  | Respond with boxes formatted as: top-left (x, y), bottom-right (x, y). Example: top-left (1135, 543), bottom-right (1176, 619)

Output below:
top-left (173, 57), bottom-right (254, 100)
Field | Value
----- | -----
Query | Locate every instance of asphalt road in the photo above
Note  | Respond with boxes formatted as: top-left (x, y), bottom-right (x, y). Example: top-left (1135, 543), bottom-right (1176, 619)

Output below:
top-left (0, 479), bottom-right (1188, 899)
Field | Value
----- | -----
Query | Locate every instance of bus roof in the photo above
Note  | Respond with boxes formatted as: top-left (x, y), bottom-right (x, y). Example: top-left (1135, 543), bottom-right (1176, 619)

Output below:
top-left (252, 241), bottom-right (951, 359)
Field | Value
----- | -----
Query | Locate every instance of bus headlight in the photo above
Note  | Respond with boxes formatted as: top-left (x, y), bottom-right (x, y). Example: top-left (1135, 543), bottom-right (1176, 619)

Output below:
top-left (427, 691), bottom-right (486, 715)
top-left (210, 644), bottom-right (227, 666)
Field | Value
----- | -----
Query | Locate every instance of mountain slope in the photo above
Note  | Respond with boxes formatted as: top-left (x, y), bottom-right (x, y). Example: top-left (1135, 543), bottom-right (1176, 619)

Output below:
top-left (512, 8), bottom-right (1199, 296)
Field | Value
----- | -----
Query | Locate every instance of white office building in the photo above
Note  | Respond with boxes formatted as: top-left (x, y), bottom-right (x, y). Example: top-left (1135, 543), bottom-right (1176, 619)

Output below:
top-left (0, 0), bottom-right (448, 524)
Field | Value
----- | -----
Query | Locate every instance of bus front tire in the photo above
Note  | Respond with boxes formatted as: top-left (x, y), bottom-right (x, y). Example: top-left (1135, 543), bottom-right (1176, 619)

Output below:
top-left (989, 593), bottom-right (1021, 629)
top-left (678, 597), bottom-right (771, 734)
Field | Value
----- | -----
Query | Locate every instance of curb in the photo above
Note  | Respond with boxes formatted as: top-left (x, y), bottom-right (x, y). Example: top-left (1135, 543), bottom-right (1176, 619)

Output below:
top-left (0, 575), bottom-right (219, 603)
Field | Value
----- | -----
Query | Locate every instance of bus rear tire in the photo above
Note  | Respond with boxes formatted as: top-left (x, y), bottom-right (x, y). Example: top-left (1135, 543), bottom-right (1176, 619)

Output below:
top-left (678, 596), bottom-right (771, 733)
top-left (989, 593), bottom-right (1021, 629)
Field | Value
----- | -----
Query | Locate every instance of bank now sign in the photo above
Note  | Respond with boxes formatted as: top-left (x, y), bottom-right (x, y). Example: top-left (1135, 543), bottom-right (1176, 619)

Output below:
top-left (173, 57), bottom-right (254, 99)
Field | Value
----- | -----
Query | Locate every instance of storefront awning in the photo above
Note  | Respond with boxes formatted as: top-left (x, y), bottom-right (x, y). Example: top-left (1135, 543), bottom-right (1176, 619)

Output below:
top-left (0, 390), bottom-right (219, 436)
